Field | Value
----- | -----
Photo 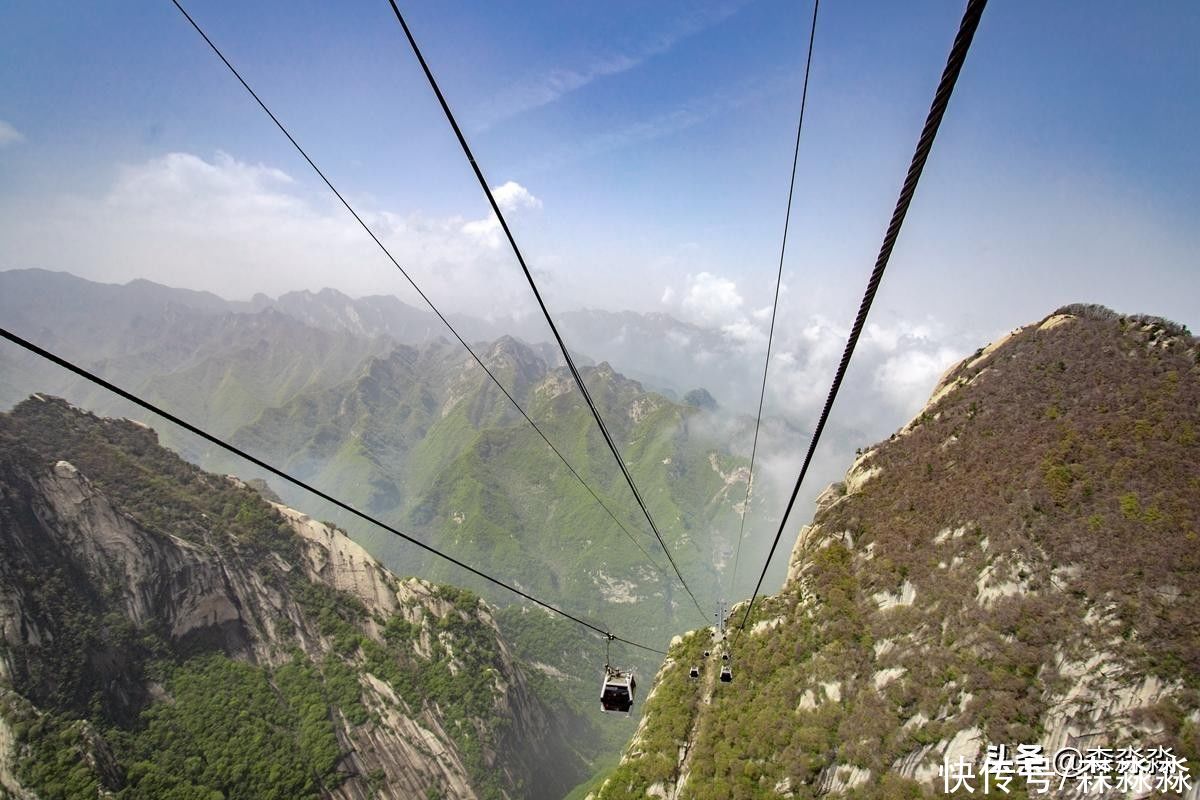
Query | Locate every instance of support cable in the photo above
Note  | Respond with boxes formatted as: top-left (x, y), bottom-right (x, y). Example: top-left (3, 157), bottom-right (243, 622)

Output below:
top-left (727, 0), bottom-right (821, 599)
top-left (384, 0), bottom-right (708, 622)
top-left (168, 0), bottom-right (674, 584)
top-left (0, 327), bottom-right (667, 656)
top-left (736, 0), bottom-right (988, 636)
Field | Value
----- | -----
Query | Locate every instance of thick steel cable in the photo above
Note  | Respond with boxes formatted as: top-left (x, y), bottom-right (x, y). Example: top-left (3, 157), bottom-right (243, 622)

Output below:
top-left (385, 0), bottom-right (709, 623)
top-left (727, 0), bottom-right (821, 600)
top-left (736, 0), bottom-right (988, 635)
top-left (0, 327), bottom-right (667, 656)
top-left (167, 0), bottom-right (674, 583)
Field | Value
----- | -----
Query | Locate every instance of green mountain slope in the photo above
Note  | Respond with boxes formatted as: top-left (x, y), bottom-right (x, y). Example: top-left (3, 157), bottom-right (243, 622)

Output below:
top-left (594, 306), bottom-right (1200, 799)
top-left (226, 336), bottom-right (751, 635)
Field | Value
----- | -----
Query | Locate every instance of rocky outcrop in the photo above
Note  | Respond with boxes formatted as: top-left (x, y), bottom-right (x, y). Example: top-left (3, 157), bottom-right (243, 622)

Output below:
top-left (0, 397), bottom-right (588, 799)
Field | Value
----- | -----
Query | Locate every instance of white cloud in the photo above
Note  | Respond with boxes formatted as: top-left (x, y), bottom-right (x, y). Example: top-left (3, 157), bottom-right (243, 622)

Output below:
top-left (660, 269), bottom-right (789, 355)
top-left (678, 271), bottom-right (744, 325)
top-left (654, 271), bottom-right (971, 435)
top-left (459, 181), bottom-right (542, 248)
top-left (721, 319), bottom-right (767, 346)
top-left (107, 151), bottom-right (298, 224)
top-left (0, 121), bottom-right (25, 148)
top-left (863, 321), bottom-right (901, 352)
top-left (862, 319), bottom-right (935, 353)
top-left (873, 346), bottom-right (961, 409)
top-left (665, 328), bottom-right (691, 348)
top-left (751, 305), bottom-right (774, 322)
top-left (701, 311), bottom-right (969, 439)
top-left (460, 215), bottom-right (502, 248)
top-left (492, 180), bottom-right (542, 212)
top-left (0, 151), bottom-right (539, 321)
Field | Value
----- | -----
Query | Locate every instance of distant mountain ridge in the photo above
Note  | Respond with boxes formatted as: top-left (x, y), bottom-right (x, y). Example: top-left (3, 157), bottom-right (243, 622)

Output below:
top-left (0, 269), bottom-right (754, 406)
top-left (251, 285), bottom-right (528, 351)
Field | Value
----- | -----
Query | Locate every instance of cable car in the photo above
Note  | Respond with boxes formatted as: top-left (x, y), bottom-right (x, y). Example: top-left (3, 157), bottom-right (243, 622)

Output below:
top-left (720, 665), bottom-right (733, 683)
top-left (600, 667), bottom-right (637, 714)
top-left (721, 652), bottom-right (729, 662)
top-left (688, 665), bottom-right (700, 679)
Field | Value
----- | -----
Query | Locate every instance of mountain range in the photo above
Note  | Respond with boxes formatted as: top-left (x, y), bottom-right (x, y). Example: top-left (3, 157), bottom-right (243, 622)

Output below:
top-left (0, 270), bottom-right (798, 611)
top-left (0, 268), bottom-right (793, 788)
top-left (6, 270), bottom-right (1194, 799)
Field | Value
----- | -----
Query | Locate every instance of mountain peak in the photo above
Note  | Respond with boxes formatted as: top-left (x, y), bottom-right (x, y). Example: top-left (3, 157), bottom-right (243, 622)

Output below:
top-left (682, 387), bottom-right (718, 411)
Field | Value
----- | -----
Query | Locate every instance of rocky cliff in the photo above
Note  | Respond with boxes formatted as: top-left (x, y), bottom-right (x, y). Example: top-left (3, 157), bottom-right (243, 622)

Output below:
top-left (0, 395), bottom-right (589, 799)
top-left (593, 306), bottom-right (1200, 799)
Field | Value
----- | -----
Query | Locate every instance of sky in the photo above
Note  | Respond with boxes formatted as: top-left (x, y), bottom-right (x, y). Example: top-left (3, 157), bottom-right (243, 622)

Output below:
top-left (1, 0), bottom-right (1197, 429)
top-left (1, 0), bottom-right (1197, 597)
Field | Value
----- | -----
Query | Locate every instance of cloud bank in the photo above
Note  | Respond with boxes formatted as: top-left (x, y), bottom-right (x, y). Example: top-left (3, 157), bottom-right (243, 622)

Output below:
top-left (0, 152), bottom-right (544, 322)
top-left (657, 270), bottom-right (976, 433)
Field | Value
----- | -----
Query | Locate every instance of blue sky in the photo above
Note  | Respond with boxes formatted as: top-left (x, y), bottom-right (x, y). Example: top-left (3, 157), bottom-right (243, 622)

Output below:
top-left (1, 0), bottom-right (1197, 361)
top-left (3, 1), bottom-right (1197, 575)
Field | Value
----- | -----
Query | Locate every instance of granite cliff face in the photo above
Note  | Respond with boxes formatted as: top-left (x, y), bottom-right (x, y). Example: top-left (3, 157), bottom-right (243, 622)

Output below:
top-left (0, 396), bottom-right (588, 799)
top-left (594, 306), bottom-right (1200, 799)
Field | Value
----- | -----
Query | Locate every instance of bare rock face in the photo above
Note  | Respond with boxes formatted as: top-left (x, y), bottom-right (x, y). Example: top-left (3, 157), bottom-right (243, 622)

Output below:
top-left (39, 461), bottom-right (247, 645)
top-left (596, 305), bottom-right (1200, 798)
top-left (278, 504), bottom-right (400, 618)
top-left (0, 396), bottom-right (587, 799)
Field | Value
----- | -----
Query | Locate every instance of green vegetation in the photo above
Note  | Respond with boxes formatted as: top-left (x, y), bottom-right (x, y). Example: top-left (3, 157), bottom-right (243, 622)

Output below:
top-left (595, 306), bottom-right (1200, 797)
top-left (0, 398), bottom-right (591, 799)
top-left (602, 631), bottom-right (708, 796)
top-left (7, 326), bottom-right (753, 790)
top-left (6, 654), bottom-right (355, 800)
top-left (3, 692), bottom-right (106, 800)
top-left (115, 655), bottom-right (344, 799)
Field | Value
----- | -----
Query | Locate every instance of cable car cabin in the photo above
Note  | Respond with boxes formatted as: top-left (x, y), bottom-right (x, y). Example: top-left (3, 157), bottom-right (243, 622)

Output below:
top-left (600, 668), bottom-right (637, 714)
top-left (688, 666), bottom-right (700, 679)
top-left (720, 665), bottom-right (733, 683)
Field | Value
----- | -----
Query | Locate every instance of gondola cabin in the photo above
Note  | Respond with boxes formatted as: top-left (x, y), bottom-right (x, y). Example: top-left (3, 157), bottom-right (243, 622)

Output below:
top-left (720, 665), bottom-right (733, 683)
top-left (688, 666), bottom-right (700, 679)
top-left (601, 668), bottom-right (637, 714)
